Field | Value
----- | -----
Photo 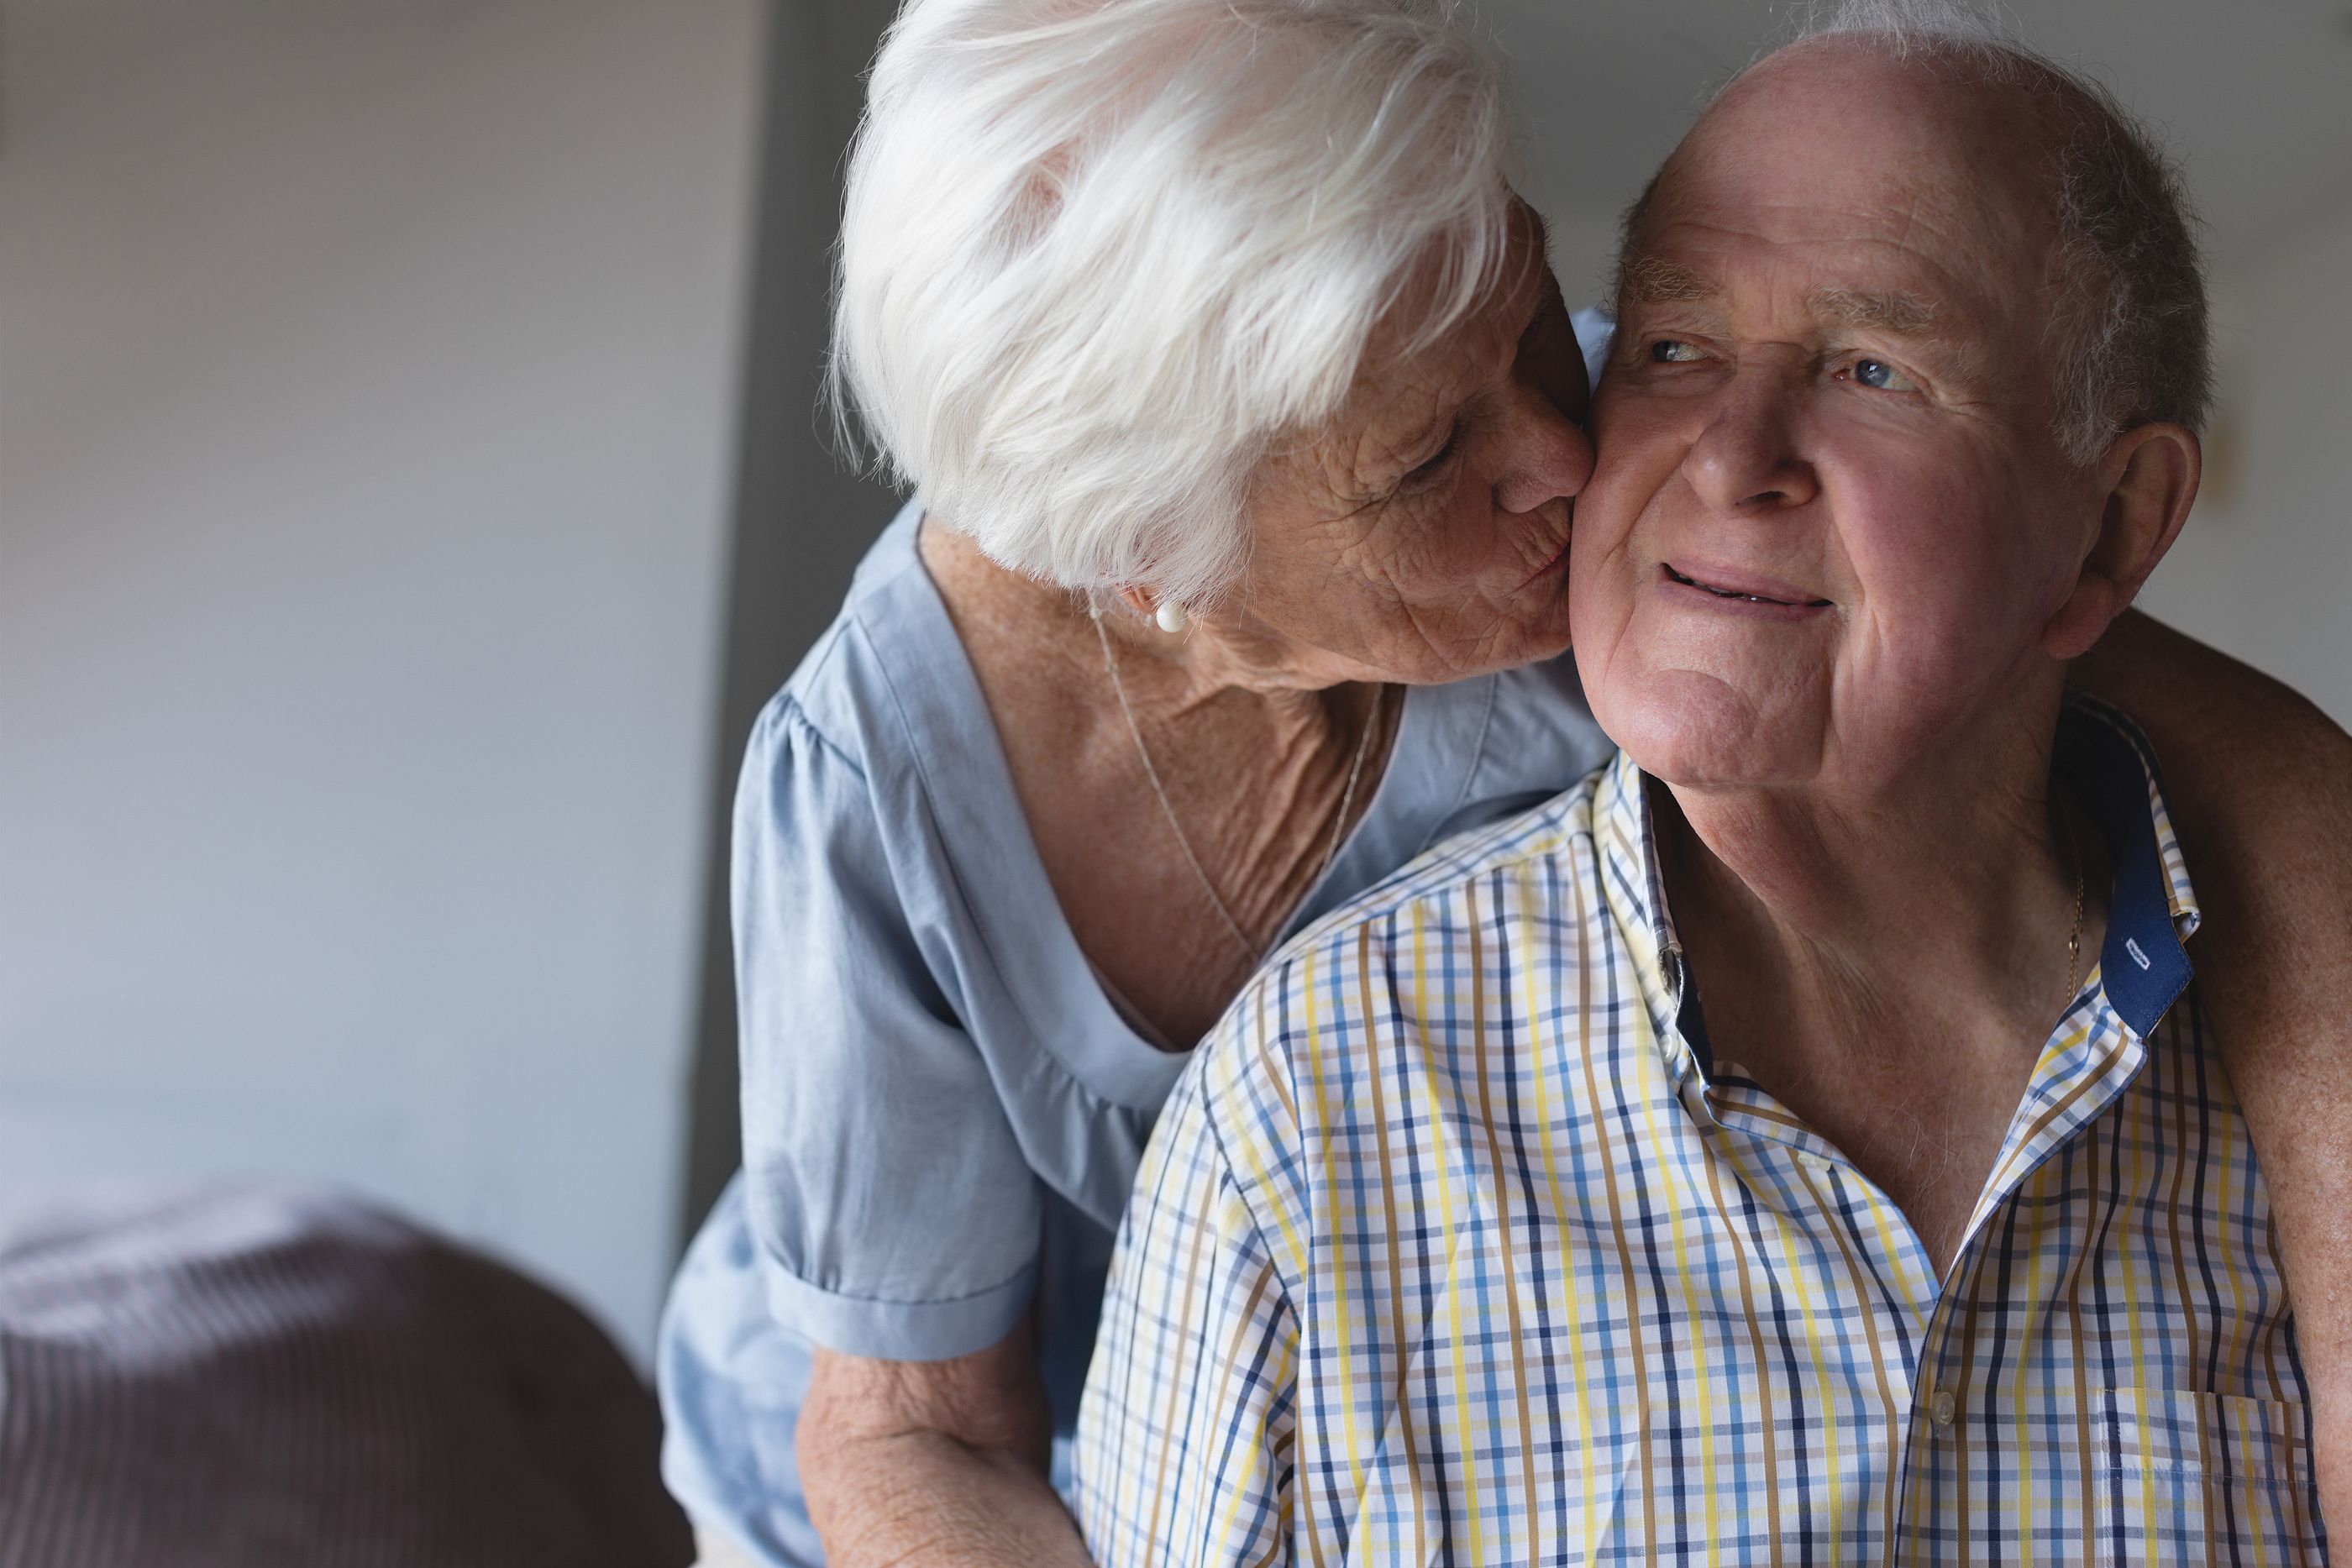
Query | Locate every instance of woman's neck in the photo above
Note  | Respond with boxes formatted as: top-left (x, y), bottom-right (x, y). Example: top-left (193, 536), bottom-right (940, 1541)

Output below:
top-left (918, 518), bottom-right (1396, 1045)
top-left (921, 519), bottom-right (1347, 721)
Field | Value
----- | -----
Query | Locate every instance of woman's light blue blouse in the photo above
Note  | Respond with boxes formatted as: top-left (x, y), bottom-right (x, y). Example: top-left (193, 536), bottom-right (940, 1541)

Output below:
top-left (657, 500), bottom-right (1614, 1565)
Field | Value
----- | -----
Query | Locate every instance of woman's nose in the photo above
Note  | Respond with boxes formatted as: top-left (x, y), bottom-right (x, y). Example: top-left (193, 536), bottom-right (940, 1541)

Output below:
top-left (1683, 365), bottom-right (1820, 516)
top-left (1494, 381), bottom-right (1595, 516)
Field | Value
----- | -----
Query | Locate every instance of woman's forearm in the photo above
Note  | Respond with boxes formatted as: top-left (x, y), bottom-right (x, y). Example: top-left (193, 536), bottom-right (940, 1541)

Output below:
top-left (799, 1330), bottom-right (1095, 1568)
top-left (2073, 608), bottom-right (2352, 1523)
top-left (804, 1426), bottom-right (1093, 1568)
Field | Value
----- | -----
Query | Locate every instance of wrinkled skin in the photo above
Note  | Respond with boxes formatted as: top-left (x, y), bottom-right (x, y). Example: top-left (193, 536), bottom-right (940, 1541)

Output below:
top-left (1173, 202), bottom-right (1593, 689)
top-left (1574, 48), bottom-right (2138, 802)
top-left (1571, 36), bottom-right (2349, 1529)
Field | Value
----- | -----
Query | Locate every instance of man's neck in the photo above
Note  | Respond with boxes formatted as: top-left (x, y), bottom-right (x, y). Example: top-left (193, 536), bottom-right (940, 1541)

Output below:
top-left (1656, 691), bottom-right (2087, 1029)
top-left (1650, 688), bottom-right (2113, 1268)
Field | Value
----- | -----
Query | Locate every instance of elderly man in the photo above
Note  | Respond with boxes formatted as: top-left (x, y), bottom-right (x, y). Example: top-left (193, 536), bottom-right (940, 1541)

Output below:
top-left (1074, 9), bottom-right (2331, 1565)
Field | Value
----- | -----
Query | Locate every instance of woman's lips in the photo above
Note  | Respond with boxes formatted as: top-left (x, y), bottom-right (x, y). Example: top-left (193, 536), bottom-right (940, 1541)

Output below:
top-left (1520, 530), bottom-right (1573, 587)
top-left (1659, 561), bottom-right (1833, 616)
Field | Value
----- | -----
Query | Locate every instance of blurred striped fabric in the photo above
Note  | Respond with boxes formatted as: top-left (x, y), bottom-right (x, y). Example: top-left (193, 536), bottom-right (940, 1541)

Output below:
top-left (0, 1183), bottom-right (691, 1568)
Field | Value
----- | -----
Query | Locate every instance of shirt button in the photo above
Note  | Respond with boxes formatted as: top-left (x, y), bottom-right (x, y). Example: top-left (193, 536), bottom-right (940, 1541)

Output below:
top-left (1929, 1388), bottom-right (1957, 1429)
top-left (1797, 1151), bottom-right (1834, 1173)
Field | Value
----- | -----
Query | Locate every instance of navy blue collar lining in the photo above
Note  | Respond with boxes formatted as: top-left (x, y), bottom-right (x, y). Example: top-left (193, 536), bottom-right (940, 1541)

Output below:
top-left (2054, 700), bottom-right (2195, 1039)
top-left (1676, 969), bottom-right (1714, 1078)
top-left (1666, 700), bottom-right (2194, 1072)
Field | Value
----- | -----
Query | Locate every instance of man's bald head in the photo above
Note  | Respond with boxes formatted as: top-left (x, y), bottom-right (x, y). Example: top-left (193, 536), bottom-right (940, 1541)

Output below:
top-left (1615, 0), bottom-right (2209, 465)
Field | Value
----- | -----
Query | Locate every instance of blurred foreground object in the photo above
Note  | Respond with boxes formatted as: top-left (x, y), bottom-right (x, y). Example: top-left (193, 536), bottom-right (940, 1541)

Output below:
top-left (0, 1185), bottom-right (691, 1567)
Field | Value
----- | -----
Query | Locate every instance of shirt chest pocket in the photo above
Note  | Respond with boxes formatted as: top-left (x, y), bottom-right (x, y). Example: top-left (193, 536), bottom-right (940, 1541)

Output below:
top-left (2086, 1385), bottom-right (2322, 1564)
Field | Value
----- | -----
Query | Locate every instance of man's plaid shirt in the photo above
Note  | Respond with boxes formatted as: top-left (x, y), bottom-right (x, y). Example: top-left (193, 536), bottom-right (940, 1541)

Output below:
top-left (1074, 701), bottom-right (2326, 1565)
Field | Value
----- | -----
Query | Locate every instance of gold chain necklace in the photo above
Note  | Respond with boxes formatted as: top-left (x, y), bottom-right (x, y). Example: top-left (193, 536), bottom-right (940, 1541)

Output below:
top-left (1089, 604), bottom-right (1382, 962)
top-left (2060, 803), bottom-right (2085, 1008)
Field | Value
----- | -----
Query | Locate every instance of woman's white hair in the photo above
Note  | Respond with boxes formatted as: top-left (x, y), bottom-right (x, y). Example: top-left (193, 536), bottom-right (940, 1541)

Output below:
top-left (827, 0), bottom-right (1517, 606)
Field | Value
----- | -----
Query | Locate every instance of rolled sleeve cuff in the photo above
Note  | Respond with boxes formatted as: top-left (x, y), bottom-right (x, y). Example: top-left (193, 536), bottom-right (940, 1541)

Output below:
top-left (759, 1258), bottom-right (1038, 1362)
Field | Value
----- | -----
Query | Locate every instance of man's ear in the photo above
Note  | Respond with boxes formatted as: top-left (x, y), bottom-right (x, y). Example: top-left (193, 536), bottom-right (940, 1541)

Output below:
top-left (2041, 422), bottom-right (2201, 661)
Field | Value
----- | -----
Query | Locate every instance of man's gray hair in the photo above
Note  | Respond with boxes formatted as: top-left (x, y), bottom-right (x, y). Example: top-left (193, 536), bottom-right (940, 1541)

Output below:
top-left (828, 0), bottom-right (1517, 606)
top-left (1624, 0), bottom-right (2212, 466)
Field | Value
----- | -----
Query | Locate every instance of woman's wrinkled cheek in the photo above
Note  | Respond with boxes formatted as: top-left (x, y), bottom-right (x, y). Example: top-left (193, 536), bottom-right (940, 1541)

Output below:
top-left (1345, 490), bottom-right (1473, 609)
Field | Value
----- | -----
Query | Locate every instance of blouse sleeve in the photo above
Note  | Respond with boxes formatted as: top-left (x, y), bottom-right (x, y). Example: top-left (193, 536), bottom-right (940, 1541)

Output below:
top-left (732, 695), bottom-right (1042, 1361)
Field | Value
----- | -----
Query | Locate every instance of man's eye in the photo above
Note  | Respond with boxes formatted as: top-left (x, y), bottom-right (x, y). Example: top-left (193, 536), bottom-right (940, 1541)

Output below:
top-left (1847, 358), bottom-right (1919, 392)
top-left (1649, 339), bottom-right (1704, 364)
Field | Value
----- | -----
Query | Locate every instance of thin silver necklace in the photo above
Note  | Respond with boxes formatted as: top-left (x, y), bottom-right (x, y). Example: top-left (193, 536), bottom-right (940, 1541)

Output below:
top-left (1089, 604), bottom-right (1383, 962)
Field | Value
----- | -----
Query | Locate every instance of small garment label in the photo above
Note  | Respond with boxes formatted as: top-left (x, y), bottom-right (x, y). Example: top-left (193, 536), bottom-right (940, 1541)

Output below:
top-left (2125, 936), bottom-right (2152, 971)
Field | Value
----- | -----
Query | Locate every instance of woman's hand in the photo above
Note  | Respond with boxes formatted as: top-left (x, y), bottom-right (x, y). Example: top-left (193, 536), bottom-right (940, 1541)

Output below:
top-left (2073, 608), bottom-right (2352, 1528)
top-left (798, 1315), bottom-right (1095, 1568)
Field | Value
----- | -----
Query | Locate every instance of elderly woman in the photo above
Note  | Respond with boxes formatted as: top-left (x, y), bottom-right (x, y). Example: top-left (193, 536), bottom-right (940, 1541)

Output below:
top-left (658, 1), bottom-right (2352, 1564)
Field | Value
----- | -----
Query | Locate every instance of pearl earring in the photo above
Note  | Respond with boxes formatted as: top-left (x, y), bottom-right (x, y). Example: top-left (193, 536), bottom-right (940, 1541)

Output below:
top-left (1154, 600), bottom-right (1188, 634)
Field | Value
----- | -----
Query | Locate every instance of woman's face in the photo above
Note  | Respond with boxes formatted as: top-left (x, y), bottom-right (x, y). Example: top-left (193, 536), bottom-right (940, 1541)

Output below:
top-left (1205, 207), bottom-right (1595, 687)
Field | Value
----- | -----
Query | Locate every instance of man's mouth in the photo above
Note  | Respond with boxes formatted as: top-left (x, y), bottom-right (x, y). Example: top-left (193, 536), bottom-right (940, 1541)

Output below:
top-left (1662, 563), bottom-right (1832, 609)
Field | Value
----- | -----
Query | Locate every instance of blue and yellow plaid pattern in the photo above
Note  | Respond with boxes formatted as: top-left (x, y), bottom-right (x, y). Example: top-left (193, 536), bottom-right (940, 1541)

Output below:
top-left (1074, 702), bottom-right (2326, 1565)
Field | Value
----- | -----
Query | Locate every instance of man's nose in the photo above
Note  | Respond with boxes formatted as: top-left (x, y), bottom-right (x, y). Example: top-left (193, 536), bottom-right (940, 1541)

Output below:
top-left (1683, 363), bottom-right (1819, 515)
top-left (1494, 375), bottom-right (1595, 516)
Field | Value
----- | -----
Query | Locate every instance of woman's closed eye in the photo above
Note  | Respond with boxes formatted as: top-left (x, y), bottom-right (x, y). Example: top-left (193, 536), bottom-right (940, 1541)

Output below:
top-left (1401, 422), bottom-right (1463, 487)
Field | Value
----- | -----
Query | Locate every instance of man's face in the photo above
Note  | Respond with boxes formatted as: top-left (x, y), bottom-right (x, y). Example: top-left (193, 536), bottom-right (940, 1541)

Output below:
top-left (1571, 45), bottom-right (2111, 795)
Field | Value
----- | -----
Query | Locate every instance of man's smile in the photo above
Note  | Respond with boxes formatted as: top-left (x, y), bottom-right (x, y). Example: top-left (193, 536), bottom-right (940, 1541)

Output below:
top-left (1660, 560), bottom-right (1834, 615)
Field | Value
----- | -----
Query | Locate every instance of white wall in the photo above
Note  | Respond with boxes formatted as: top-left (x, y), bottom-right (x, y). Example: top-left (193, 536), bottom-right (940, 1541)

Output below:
top-left (0, 0), bottom-right (764, 1361)
top-left (2138, 212), bottom-right (2352, 728)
